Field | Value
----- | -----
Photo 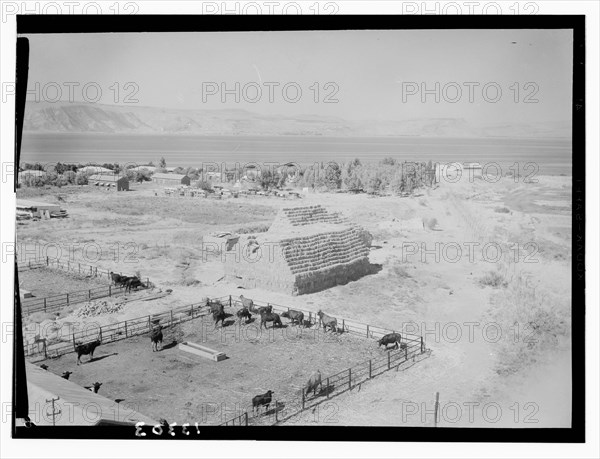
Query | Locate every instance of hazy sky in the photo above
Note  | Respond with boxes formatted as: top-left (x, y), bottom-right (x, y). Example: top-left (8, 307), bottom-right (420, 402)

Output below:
top-left (23, 29), bottom-right (573, 125)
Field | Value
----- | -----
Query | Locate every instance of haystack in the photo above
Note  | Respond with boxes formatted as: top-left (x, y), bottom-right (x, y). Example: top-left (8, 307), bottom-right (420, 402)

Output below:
top-left (224, 205), bottom-right (372, 295)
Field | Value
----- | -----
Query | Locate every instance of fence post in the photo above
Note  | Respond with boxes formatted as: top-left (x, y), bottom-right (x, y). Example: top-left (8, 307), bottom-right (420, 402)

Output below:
top-left (170, 310), bottom-right (174, 326)
top-left (44, 298), bottom-right (47, 312)
top-left (244, 411), bottom-right (248, 426)
top-left (342, 319), bottom-right (345, 332)
top-left (229, 295), bottom-right (232, 308)
top-left (348, 368), bottom-right (352, 390)
top-left (46, 256), bottom-right (49, 266)
top-left (369, 359), bottom-right (372, 378)
top-left (388, 351), bottom-right (391, 370)
top-left (366, 324), bottom-right (369, 338)
top-left (66, 293), bottom-right (69, 305)
top-left (275, 400), bottom-right (278, 422)
top-left (109, 285), bottom-right (112, 297)
top-left (326, 378), bottom-right (330, 398)
top-left (405, 347), bottom-right (408, 361)
top-left (191, 304), bottom-right (194, 318)
top-left (99, 327), bottom-right (103, 342)
top-left (148, 316), bottom-right (151, 332)
top-left (78, 263), bottom-right (81, 274)
top-left (72, 333), bottom-right (76, 351)
top-left (421, 336), bottom-right (424, 353)
top-left (434, 392), bottom-right (440, 427)
top-left (302, 388), bottom-right (305, 410)
top-left (89, 289), bottom-right (91, 299)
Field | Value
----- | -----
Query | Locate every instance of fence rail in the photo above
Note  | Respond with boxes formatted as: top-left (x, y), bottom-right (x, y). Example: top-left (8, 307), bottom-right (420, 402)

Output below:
top-left (24, 300), bottom-right (212, 360)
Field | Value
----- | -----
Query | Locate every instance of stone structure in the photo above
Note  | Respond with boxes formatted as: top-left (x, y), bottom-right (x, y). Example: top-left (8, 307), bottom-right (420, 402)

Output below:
top-left (224, 205), bottom-right (372, 295)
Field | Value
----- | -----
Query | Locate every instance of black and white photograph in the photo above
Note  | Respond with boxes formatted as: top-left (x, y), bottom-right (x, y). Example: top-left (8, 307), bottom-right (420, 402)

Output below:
top-left (1, 3), bottom-right (597, 459)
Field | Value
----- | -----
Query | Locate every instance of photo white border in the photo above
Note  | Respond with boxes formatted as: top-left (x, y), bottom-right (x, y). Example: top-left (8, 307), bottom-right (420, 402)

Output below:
top-left (1, 1), bottom-right (598, 458)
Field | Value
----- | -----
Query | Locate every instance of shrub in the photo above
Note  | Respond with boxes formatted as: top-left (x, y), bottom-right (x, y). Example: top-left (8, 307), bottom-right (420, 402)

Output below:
top-left (486, 272), bottom-right (570, 375)
top-left (423, 217), bottom-right (438, 230)
top-left (494, 207), bottom-right (511, 213)
top-left (478, 270), bottom-right (507, 288)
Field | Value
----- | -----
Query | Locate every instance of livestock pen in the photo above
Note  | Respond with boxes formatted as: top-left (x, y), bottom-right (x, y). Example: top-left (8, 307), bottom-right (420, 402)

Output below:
top-left (25, 295), bottom-right (427, 427)
top-left (18, 258), bottom-right (151, 316)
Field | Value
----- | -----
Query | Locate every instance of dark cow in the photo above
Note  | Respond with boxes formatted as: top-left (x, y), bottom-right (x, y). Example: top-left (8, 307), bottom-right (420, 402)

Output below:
top-left (84, 382), bottom-right (102, 393)
top-left (116, 275), bottom-right (134, 288)
top-left (213, 308), bottom-right (227, 329)
top-left (257, 305), bottom-right (273, 315)
top-left (76, 339), bottom-right (101, 365)
top-left (40, 364), bottom-right (49, 371)
top-left (252, 390), bottom-right (274, 416)
top-left (304, 370), bottom-right (322, 397)
top-left (281, 309), bottom-right (304, 326)
top-left (125, 276), bottom-right (143, 293)
top-left (236, 307), bottom-right (252, 323)
top-left (109, 271), bottom-right (124, 286)
top-left (207, 299), bottom-right (225, 315)
top-left (260, 311), bottom-right (282, 329)
top-left (150, 325), bottom-right (163, 352)
top-left (378, 332), bottom-right (403, 350)
top-left (61, 371), bottom-right (72, 380)
top-left (317, 310), bottom-right (337, 332)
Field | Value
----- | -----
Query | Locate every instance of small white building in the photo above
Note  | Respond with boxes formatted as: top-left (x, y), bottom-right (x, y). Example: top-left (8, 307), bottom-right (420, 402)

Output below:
top-left (16, 199), bottom-right (62, 219)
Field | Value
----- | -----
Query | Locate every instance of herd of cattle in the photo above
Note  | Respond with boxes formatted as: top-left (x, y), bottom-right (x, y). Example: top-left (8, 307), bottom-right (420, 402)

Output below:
top-left (109, 272), bottom-right (146, 293)
top-left (42, 292), bottom-right (410, 420)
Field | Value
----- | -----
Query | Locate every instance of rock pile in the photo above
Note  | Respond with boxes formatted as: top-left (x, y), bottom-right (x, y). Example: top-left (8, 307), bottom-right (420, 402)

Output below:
top-left (75, 299), bottom-right (123, 317)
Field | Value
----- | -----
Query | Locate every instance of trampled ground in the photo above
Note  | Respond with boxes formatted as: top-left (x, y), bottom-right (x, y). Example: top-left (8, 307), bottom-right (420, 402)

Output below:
top-left (38, 310), bottom-right (386, 425)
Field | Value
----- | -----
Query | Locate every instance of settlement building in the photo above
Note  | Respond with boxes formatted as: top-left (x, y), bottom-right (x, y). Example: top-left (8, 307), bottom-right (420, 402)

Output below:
top-left (88, 174), bottom-right (129, 191)
top-left (152, 173), bottom-right (191, 186)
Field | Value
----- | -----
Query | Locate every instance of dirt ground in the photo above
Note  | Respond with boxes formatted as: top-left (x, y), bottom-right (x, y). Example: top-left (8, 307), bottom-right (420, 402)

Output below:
top-left (18, 266), bottom-right (112, 298)
top-left (36, 312), bottom-right (386, 425)
top-left (18, 175), bottom-right (572, 427)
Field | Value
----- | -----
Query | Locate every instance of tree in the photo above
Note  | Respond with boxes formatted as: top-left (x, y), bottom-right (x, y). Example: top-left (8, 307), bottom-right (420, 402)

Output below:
top-left (324, 162), bottom-right (342, 190)
top-left (380, 157), bottom-right (396, 166)
top-left (75, 172), bottom-right (88, 185)
top-left (259, 170), bottom-right (277, 190)
top-left (366, 175), bottom-right (383, 194)
top-left (159, 157), bottom-right (167, 169)
top-left (63, 171), bottom-right (76, 184)
top-left (194, 180), bottom-right (212, 191)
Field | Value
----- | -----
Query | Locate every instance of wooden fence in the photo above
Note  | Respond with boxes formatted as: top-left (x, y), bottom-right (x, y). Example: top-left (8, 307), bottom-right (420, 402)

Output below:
top-left (22, 284), bottom-right (131, 316)
top-left (18, 258), bottom-right (150, 316)
top-left (219, 296), bottom-right (426, 426)
top-left (19, 257), bottom-right (141, 283)
top-left (24, 300), bottom-right (212, 361)
top-left (23, 293), bottom-right (426, 426)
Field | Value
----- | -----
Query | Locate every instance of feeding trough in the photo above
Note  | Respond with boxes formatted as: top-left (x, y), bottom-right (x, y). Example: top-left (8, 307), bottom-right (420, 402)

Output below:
top-left (179, 341), bottom-right (227, 362)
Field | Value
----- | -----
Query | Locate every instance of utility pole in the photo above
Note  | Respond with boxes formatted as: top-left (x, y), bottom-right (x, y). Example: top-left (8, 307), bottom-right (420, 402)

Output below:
top-left (46, 396), bottom-right (61, 426)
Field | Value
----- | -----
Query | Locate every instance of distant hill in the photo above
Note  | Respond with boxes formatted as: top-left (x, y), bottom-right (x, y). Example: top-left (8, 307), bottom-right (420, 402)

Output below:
top-left (23, 101), bottom-right (571, 138)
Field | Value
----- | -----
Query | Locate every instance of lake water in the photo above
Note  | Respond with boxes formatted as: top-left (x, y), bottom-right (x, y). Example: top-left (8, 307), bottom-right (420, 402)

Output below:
top-left (20, 133), bottom-right (572, 175)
